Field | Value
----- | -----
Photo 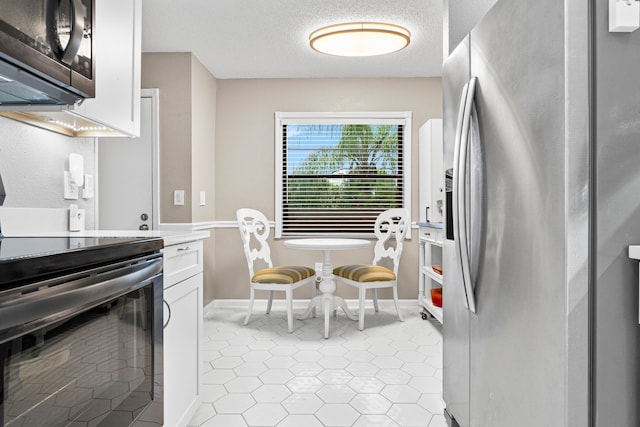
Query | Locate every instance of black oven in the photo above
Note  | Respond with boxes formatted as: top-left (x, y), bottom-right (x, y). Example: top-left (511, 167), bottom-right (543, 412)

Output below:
top-left (0, 237), bottom-right (163, 427)
top-left (0, 0), bottom-right (94, 105)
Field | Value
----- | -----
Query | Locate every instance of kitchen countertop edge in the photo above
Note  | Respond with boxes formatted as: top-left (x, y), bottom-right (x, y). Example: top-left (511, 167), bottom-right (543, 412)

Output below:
top-left (2, 230), bottom-right (210, 247)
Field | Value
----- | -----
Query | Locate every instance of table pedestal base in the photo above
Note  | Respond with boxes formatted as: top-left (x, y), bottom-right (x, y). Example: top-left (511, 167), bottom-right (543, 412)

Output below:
top-left (297, 293), bottom-right (357, 339)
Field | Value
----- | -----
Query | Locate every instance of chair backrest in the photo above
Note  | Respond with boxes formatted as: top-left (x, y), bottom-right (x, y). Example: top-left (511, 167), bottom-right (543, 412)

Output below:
top-left (236, 208), bottom-right (274, 278)
top-left (372, 208), bottom-right (410, 275)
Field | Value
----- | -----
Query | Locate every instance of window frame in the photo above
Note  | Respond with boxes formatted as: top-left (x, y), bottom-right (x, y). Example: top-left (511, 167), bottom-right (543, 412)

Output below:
top-left (275, 111), bottom-right (412, 238)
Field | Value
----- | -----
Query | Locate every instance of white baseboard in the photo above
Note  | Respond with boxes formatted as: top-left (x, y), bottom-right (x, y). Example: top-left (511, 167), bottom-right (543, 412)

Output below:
top-left (204, 298), bottom-right (419, 316)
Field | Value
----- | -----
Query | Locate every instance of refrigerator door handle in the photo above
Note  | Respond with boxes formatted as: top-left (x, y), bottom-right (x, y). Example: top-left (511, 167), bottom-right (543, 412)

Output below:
top-left (456, 77), bottom-right (478, 313)
top-left (452, 80), bottom-right (471, 310)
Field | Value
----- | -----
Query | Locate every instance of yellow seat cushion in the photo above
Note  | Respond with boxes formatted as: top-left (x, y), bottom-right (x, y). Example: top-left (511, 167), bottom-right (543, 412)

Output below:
top-left (252, 266), bottom-right (315, 284)
top-left (333, 264), bottom-right (396, 282)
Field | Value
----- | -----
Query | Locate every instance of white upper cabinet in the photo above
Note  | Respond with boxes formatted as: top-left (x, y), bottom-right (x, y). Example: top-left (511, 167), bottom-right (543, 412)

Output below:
top-left (75, 0), bottom-right (142, 137)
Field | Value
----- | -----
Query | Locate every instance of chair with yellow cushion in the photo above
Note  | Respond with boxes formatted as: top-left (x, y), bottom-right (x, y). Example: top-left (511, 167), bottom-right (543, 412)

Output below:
top-left (236, 208), bottom-right (316, 333)
top-left (333, 208), bottom-right (409, 330)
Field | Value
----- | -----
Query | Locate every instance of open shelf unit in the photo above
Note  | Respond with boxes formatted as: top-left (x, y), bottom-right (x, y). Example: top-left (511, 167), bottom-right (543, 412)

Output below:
top-left (418, 119), bottom-right (444, 324)
top-left (418, 223), bottom-right (443, 323)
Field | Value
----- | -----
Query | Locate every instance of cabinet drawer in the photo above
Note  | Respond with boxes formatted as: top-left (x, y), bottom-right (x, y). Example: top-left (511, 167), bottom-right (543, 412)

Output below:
top-left (420, 227), bottom-right (443, 245)
top-left (163, 240), bottom-right (204, 288)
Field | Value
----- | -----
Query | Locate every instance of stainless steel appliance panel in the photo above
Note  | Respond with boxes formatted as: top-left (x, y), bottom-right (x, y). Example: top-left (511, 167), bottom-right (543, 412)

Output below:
top-left (0, 0), bottom-right (94, 104)
top-left (0, 246), bottom-right (164, 427)
top-left (442, 35), bottom-right (471, 427)
top-left (466, 0), bottom-right (567, 425)
top-left (594, 1), bottom-right (640, 425)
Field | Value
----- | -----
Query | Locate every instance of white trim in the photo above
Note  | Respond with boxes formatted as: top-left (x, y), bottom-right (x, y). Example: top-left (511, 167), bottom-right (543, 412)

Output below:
top-left (204, 298), bottom-right (419, 316)
top-left (275, 117), bottom-right (284, 238)
top-left (211, 220), bottom-right (421, 235)
top-left (210, 220), bottom-right (274, 229)
top-left (275, 111), bottom-right (414, 121)
top-left (159, 221), bottom-right (216, 231)
top-left (274, 111), bottom-right (412, 238)
top-left (404, 112), bottom-right (413, 228)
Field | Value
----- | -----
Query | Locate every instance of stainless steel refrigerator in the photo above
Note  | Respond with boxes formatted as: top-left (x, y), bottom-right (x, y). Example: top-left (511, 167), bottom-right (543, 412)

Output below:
top-left (442, 0), bottom-right (640, 426)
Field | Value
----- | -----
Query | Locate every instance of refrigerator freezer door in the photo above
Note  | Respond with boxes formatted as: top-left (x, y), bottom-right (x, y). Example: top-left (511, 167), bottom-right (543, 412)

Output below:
top-left (467, 0), bottom-right (567, 425)
top-left (442, 35), bottom-right (471, 427)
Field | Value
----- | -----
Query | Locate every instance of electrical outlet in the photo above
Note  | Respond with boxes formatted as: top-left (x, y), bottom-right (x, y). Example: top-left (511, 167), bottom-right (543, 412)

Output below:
top-left (174, 190), bottom-right (185, 206)
top-left (199, 191), bottom-right (206, 206)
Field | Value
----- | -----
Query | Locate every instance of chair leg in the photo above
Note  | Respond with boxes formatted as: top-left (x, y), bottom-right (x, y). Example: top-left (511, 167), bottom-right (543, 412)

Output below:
top-left (372, 288), bottom-right (379, 313)
top-left (324, 298), bottom-right (331, 339)
top-left (393, 284), bottom-right (404, 322)
top-left (244, 288), bottom-right (255, 326)
top-left (286, 288), bottom-right (294, 333)
top-left (358, 287), bottom-right (366, 331)
top-left (311, 282), bottom-right (316, 318)
top-left (266, 290), bottom-right (274, 315)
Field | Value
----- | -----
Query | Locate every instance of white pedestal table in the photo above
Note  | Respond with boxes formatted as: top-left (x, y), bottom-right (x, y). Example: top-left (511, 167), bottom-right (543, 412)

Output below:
top-left (284, 238), bottom-right (371, 338)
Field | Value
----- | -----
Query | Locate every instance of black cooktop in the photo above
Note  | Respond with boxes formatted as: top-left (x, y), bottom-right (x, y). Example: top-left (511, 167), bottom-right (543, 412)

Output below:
top-left (0, 236), bottom-right (164, 289)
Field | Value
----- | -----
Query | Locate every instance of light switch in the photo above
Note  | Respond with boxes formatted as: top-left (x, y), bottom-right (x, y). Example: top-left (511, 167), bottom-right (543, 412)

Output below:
top-left (64, 171), bottom-right (79, 200)
top-left (174, 190), bottom-right (185, 206)
top-left (199, 191), bottom-right (206, 206)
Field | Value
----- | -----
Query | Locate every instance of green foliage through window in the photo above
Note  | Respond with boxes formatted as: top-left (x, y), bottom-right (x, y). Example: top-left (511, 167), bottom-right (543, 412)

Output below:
top-left (280, 121), bottom-right (406, 235)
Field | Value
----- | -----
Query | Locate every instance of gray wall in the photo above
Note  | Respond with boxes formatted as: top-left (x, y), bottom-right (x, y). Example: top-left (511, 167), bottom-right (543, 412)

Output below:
top-left (141, 52), bottom-right (217, 306)
top-left (594, 0), bottom-right (640, 425)
top-left (0, 116), bottom-right (96, 228)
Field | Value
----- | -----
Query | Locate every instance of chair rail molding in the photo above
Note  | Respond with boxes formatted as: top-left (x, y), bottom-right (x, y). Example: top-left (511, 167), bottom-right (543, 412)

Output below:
top-left (213, 221), bottom-right (424, 230)
top-left (159, 221), bottom-right (216, 231)
top-left (213, 220), bottom-right (275, 229)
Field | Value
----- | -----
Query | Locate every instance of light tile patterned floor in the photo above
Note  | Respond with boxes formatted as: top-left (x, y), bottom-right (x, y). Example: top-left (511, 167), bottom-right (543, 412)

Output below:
top-left (189, 305), bottom-right (446, 427)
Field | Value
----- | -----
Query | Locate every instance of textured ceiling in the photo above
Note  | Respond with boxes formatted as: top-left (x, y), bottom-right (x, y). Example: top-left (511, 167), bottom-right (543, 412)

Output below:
top-left (141, 0), bottom-right (444, 79)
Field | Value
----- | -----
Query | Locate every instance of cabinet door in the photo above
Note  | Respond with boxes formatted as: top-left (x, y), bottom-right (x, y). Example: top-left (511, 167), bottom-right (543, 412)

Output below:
top-left (77, 0), bottom-right (141, 136)
top-left (429, 121), bottom-right (444, 223)
top-left (419, 119), bottom-right (444, 223)
top-left (164, 273), bottom-right (202, 427)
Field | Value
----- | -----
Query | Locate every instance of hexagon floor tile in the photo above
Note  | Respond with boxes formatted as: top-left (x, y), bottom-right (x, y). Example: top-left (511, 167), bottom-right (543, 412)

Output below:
top-left (188, 305), bottom-right (442, 426)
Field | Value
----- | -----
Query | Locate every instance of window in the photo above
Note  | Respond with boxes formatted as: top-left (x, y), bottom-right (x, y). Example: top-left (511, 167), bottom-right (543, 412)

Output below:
top-left (275, 112), bottom-right (412, 237)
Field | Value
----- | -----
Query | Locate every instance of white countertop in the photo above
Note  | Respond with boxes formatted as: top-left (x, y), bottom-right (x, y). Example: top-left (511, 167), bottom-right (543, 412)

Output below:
top-left (3, 229), bottom-right (210, 247)
top-left (0, 207), bottom-right (210, 246)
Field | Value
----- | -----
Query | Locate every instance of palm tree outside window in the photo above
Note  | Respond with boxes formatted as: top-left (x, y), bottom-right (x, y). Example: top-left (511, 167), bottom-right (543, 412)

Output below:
top-left (275, 112), bottom-right (412, 237)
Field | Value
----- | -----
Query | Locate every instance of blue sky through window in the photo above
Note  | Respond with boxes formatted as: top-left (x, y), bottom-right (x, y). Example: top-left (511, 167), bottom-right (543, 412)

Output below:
top-left (285, 124), bottom-right (398, 174)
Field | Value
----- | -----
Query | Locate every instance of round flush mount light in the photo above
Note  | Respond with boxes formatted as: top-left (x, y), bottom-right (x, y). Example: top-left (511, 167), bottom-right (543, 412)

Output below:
top-left (309, 22), bottom-right (411, 57)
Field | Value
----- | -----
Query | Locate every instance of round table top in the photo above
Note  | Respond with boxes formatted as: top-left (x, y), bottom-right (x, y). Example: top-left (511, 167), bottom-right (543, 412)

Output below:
top-left (284, 238), bottom-right (371, 251)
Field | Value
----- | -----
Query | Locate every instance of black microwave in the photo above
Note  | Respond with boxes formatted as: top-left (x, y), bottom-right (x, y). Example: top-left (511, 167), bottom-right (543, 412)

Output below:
top-left (0, 0), bottom-right (94, 106)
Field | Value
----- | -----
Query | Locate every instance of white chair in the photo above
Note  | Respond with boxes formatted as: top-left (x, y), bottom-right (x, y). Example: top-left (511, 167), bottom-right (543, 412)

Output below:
top-left (333, 208), bottom-right (409, 330)
top-left (236, 208), bottom-right (316, 333)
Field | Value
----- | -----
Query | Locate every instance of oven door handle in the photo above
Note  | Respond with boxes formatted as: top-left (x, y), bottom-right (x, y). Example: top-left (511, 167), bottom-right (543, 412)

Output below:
top-left (0, 257), bottom-right (162, 345)
top-left (163, 299), bottom-right (172, 329)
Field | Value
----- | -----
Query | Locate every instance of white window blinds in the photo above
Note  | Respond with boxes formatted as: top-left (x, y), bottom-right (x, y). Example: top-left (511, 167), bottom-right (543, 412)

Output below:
top-left (275, 112), bottom-right (412, 237)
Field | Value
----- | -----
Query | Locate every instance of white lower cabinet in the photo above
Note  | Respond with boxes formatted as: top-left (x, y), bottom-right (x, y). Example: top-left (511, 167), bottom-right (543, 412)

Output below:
top-left (163, 239), bottom-right (203, 427)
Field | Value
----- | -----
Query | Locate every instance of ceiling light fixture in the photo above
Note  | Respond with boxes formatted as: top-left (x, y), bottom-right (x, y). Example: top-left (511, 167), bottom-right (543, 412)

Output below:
top-left (309, 22), bottom-right (411, 57)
